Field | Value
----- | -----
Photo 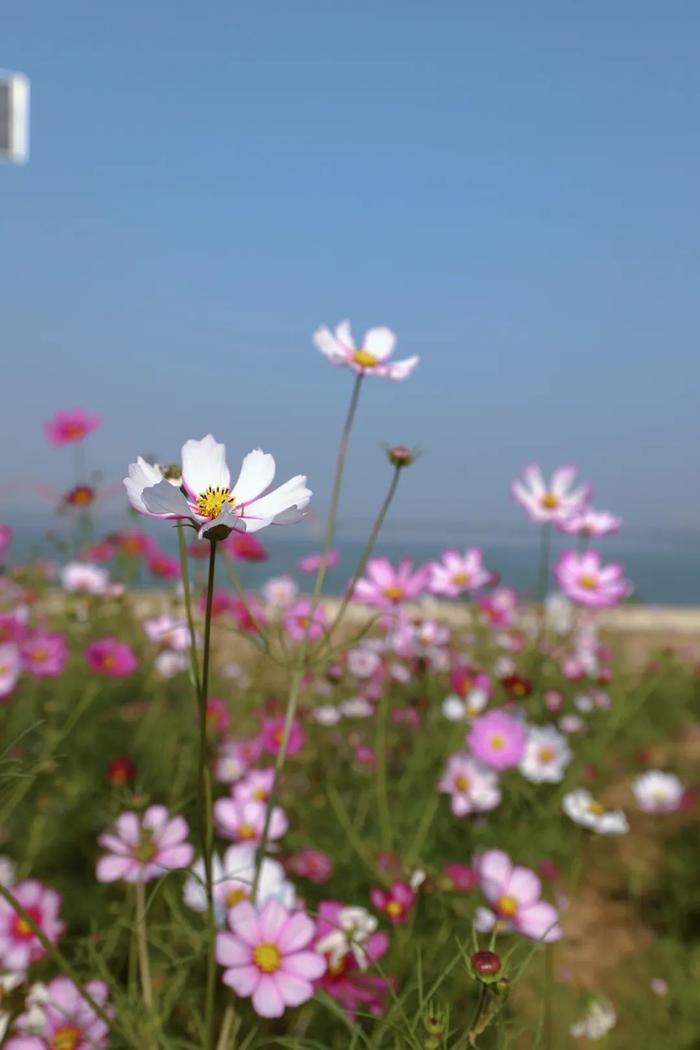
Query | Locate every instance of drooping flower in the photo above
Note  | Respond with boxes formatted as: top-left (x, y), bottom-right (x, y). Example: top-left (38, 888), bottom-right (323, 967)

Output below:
top-left (4, 976), bottom-right (111, 1049)
top-left (0, 880), bottom-right (64, 971)
top-left (352, 558), bottom-right (428, 610)
top-left (511, 464), bottom-right (590, 524)
top-left (428, 548), bottom-right (495, 598)
top-left (474, 850), bottom-right (562, 943)
top-left (124, 435), bottom-right (311, 539)
top-left (518, 726), bottom-right (572, 784)
top-left (214, 797), bottom-right (288, 845)
top-left (298, 549), bottom-right (339, 574)
top-left (369, 882), bottom-right (416, 924)
top-left (216, 899), bottom-right (326, 1018)
top-left (96, 806), bottom-right (193, 882)
top-left (313, 320), bottom-right (418, 381)
top-left (282, 599), bottom-right (327, 642)
top-left (0, 644), bottom-right (22, 700)
top-left (85, 639), bottom-right (137, 677)
top-left (562, 789), bottom-right (629, 835)
top-left (183, 843), bottom-right (295, 923)
top-left (20, 632), bottom-right (67, 678)
top-left (468, 710), bottom-right (526, 771)
top-left (438, 754), bottom-right (501, 816)
top-left (43, 408), bottom-right (101, 446)
top-left (558, 507), bottom-right (622, 538)
top-left (555, 550), bottom-right (632, 608)
top-left (632, 770), bottom-right (684, 813)
top-left (315, 901), bottom-right (390, 1016)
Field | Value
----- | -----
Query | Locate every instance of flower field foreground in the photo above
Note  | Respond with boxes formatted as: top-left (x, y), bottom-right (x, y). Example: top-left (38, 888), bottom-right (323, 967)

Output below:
top-left (0, 322), bottom-right (698, 1048)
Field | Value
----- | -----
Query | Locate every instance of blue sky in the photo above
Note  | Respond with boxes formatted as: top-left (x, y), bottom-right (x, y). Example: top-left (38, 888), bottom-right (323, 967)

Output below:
top-left (2, 1), bottom-right (699, 540)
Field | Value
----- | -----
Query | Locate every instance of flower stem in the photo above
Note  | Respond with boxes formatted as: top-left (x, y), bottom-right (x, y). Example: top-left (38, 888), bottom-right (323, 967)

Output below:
top-left (177, 525), bottom-right (202, 696)
top-left (543, 942), bottom-right (555, 1050)
top-left (200, 540), bottom-right (219, 1050)
top-left (215, 1005), bottom-right (235, 1050)
top-left (135, 881), bottom-right (153, 1011)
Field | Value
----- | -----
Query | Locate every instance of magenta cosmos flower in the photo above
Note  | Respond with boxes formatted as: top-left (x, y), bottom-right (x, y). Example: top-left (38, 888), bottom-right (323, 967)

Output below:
top-left (370, 881), bottom-right (416, 924)
top-left (5, 976), bottom-right (111, 1049)
top-left (429, 548), bottom-right (495, 598)
top-left (0, 643), bottom-right (22, 700)
top-left (283, 599), bottom-right (327, 642)
top-left (313, 320), bottom-right (418, 381)
top-left (96, 805), bottom-right (193, 883)
top-left (43, 408), bottom-right (101, 446)
top-left (512, 464), bottom-right (590, 524)
top-left (555, 550), bottom-right (632, 608)
top-left (214, 797), bottom-right (288, 845)
top-left (352, 558), bottom-right (429, 609)
top-left (474, 849), bottom-right (562, 943)
top-left (85, 638), bottom-right (137, 677)
top-left (315, 901), bottom-right (391, 1017)
top-left (558, 506), bottom-right (622, 537)
top-left (124, 434), bottom-right (311, 540)
top-left (298, 548), bottom-right (339, 574)
top-left (261, 717), bottom-right (305, 757)
top-left (21, 631), bottom-right (67, 677)
top-left (0, 879), bottom-right (64, 971)
top-left (216, 899), bottom-right (326, 1018)
top-left (468, 710), bottom-right (526, 771)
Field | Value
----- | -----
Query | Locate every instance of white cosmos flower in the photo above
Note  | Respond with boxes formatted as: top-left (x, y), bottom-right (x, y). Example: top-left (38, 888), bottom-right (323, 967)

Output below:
top-left (313, 705), bottom-right (342, 726)
top-left (315, 905), bottom-right (378, 971)
top-left (60, 561), bottom-right (110, 594)
top-left (313, 320), bottom-right (419, 380)
top-left (519, 726), bottom-right (572, 784)
top-left (562, 789), bottom-right (629, 835)
top-left (183, 844), bottom-right (294, 924)
top-left (0, 645), bottom-right (21, 699)
top-left (632, 770), bottom-right (684, 813)
top-left (570, 999), bottom-right (617, 1040)
top-left (124, 435), bottom-right (311, 539)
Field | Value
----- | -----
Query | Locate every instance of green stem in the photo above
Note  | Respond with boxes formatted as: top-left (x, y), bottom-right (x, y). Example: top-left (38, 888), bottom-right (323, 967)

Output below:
top-left (200, 540), bottom-right (219, 1050)
top-left (135, 881), bottom-right (153, 1011)
top-left (215, 1005), bottom-right (235, 1050)
top-left (543, 942), bottom-right (555, 1050)
top-left (177, 525), bottom-right (202, 696)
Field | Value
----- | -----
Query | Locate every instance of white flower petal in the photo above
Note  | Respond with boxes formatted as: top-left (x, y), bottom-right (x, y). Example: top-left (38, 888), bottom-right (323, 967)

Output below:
top-left (181, 435), bottom-right (230, 497)
top-left (123, 457), bottom-right (165, 514)
top-left (363, 326), bottom-right (397, 361)
top-left (232, 449), bottom-right (276, 505)
top-left (141, 479), bottom-right (192, 518)
top-left (243, 476), bottom-right (311, 531)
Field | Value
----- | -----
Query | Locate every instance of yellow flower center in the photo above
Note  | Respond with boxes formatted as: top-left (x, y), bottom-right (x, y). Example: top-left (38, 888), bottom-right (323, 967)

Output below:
top-left (386, 900), bottom-right (403, 917)
top-left (254, 942), bottom-right (282, 973)
top-left (196, 486), bottom-right (237, 519)
top-left (238, 823), bottom-right (256, 840)
top-left (541, 492), bottom-right (558, 509)
top-left (52, 1026), bottom-right (82, 1050)
top-left (15, 916), bottom-right (33, 936)
top-left (588, 800), bottom-right (605, 815)
top-left (490, 734), bottom-right (506, 751)
top-left (497, 895), bottom-right (518, 917)
top-left (296, 615), bottom-right (311, 628)
top-left (253, 788), bottom-right (268, 801)
top-left (353, 348), bottom-right (378, 368)
top-left (31, 648), bottom-right (48, 663)
top-left (101, 654), bottom-right (116, 669)
top-left (538, 747), bottom-right (554, 763)
top-left (383, 585), bottom-right (404, 601)
top-left (454, 774), bottom-right (471, 792)
top-left (452, 572), bottom-right (470, 585)
top-left (579, 574), bottom-right (598, 590)
top-left (226, 887), bottom-right (248, 907)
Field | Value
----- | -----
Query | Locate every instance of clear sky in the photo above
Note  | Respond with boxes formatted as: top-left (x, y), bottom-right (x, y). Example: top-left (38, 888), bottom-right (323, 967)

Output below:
top-left (2, 1), bottom-right (699, 541)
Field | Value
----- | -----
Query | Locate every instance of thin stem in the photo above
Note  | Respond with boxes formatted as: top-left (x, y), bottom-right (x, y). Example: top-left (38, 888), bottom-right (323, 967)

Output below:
top-left (322, 465), bottom-right (402, 649)
top-left (200, 540), bottom-right (219, 1050)
top-left (536, 522), bottom-right (552, 606)
top-left (135, 881), bottom-right (153, 1011)
top-left (215, 1005), bottom-right (235, 1050)
top-left (375, 691), bottom-right (393, 853)
top-left (251, 667), bottom-right (304, 900)
top-left (177, 525), bottom-right (202, 696)
top-left (543, 942), bottom-right (554, 1050)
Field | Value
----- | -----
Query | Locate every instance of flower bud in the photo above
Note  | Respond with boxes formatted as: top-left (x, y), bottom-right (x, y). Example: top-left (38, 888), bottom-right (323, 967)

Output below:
top-left (422, 1002), bottom-right (447, 1037)
top-left (470, 950), bottom-right (502, 980)
top-left (387, 445), bottom-right (415, 468)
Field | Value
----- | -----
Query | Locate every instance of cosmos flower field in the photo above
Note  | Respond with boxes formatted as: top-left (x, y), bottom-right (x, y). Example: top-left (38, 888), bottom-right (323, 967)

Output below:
top-left (0, 322), bottom-right (698, 1048)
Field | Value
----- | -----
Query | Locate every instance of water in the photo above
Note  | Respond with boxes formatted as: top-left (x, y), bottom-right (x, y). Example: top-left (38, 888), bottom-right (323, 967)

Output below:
top-left (5, 512), bottom-right (700, 605)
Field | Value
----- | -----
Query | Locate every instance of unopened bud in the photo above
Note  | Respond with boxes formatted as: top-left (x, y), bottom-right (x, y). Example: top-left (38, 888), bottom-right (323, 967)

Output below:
top-left (422, 1002), bottom-right (447, 1037)
top-left (387, 445), bottom-right (415, 468)
top-left (470, 950), bottom-right (502, 980)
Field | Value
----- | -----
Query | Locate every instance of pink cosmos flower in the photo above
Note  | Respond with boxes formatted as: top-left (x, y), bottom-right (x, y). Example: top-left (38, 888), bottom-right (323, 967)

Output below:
top-left (233, 769), bottom-right (276, 805)
top-left (147, 549), bottom-right (180, 579)
top-left (96, 805), bottom-right (193, 883)
top-left (474, 849), bottom-right (562, 943)
top-left (0, 610), bottom-right (28, 645)
top-left (80, 540), bottom-right (116, 563)
top-left (43, 408), bottom-right (101, 446)
top-left (113, 529), bottom-right (154, 557)
top-left (124, 434), bottom-right (311, 540)
top-left (313, 320), bottom-right (419, 381)
top-left (21, 631), bottom-right (67, 677)
top-left (558, 507), bottom-right (622, 537)
top-left (0, 525), bottom-right (12, 561)
top-left (352, 558), bottom-right (429, 610)
top-left (231, 595), bottom-right (266, 633)
top-left (477, 587), bottom-right (519, 628)
top-left (216, 899), bottom-right (326, 1018)
top-left (214, 797), bottom-right (288, 845)
top-left (261, 717), bottom-right (305, 757)
top-left (285, 850), bottom-right (334, 884)
top-left (207, 697), bottom-right (232, 735)
top-left (429, 548), bottom-right (495, 597)
top-left (555, 550), bottom-right (632, 608)
top-left (5, 976), bottom-right (111, 1050)
top-left (315, 901), bottom-right (391, 1017)
top-left (214, 737), bottom-right (263, 784)
top-left (443, 863), bottom-right (478, 892)
top-left (438, 753), bottom-right (501, 816)
top-left (283, 599), bottom-right (327, 642)
top-left (0, 879), bottom-right (64, 970)
top-left (298, 549), bottom-right (340, 574)
top-left (468, 710), bottom-right (526, 771)
top-left (0, 643), bottom-right (22, 700)
top-left (512, 464), bottom-right (590, 524)
top-left (370, 881), bottom-right (416, 924)
top-left (225, 532), bottom-right (269, 562)
top-left (85, 638), bottom-right (138, 677)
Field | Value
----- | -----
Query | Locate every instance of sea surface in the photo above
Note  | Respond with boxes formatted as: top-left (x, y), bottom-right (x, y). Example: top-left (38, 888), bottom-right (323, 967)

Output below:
top-left (5, 512), bottom-right (700, 606)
